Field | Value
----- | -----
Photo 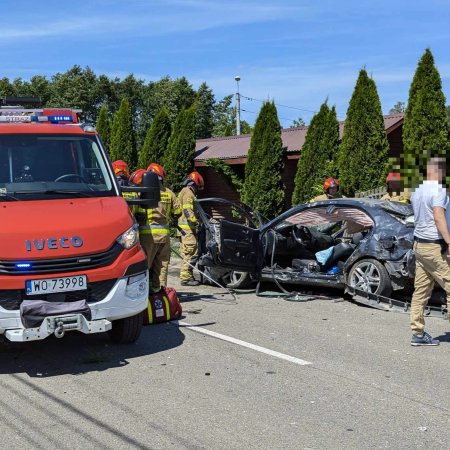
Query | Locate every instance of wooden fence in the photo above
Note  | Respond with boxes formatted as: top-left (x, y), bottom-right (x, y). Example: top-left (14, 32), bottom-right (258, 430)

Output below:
top-left (355, 187), bottom-right (386, 199)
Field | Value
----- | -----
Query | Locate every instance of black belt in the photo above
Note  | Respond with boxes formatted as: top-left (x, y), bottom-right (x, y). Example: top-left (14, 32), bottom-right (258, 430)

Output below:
top-left (414, 237), bottom-right (445, 244)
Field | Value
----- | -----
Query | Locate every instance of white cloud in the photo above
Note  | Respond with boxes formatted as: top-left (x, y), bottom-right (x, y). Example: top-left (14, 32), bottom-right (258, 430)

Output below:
top-left (0, 0), bottom-right (308, 42)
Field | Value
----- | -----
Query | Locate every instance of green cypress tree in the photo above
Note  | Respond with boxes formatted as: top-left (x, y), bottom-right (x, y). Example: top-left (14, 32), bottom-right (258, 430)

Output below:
top-left (138, 108), bottom-right (172, 168)
top-left (338, 69), bottom-right (389, 196)
top-left (163, 105), bottom-right (197, 192)
top-left (242, 101), bottom-right (284, 218)
top-left (109, 109), bottom-right (119, 161)
top-left (402, 49), bottom-right (449, 186)
top-left (292, 102), bottom-right (340, 204)
top-left (109, 98), bottom-right (137, 169)
top-left (195, 82), bottom-right (215, 139)
top-left (96, 102), bottom-right (111, 153)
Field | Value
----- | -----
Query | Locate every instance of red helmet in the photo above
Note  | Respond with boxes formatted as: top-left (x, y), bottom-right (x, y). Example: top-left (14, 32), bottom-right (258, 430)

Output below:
top-left (386, 172), bottom-right (401, 183)
top-left (147, 163), bottom-right (166, 180)
top-left (323, 177), bottom-right (339, 192)
top-left (112, 160), bottom-right (129, 179)
top-left (129, 169), bottom-right (147, 186)
top-left (185, 171), bottom-right (205, 189)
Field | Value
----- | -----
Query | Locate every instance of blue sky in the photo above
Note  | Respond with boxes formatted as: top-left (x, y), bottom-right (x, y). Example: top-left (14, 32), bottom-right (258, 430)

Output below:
top-left (1, 0), bottom-right (449, 127)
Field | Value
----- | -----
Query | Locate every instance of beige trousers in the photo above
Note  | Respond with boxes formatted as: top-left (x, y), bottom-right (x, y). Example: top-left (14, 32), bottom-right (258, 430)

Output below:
top-left (411, 242), bottom-right (450, 334)
top-left (180, 233), bottom-right (198, 282)
top-left (140, 235), bottom-right (171, 291)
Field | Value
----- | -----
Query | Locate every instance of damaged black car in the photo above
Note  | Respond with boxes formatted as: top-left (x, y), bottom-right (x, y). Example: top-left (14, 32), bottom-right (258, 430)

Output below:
top-left (196, 198), bottom-right (415, 300)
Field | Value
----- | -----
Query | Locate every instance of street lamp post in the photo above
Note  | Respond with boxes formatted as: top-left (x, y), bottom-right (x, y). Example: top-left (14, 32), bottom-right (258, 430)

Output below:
top-left (235, 75), bottom-right (241, 135)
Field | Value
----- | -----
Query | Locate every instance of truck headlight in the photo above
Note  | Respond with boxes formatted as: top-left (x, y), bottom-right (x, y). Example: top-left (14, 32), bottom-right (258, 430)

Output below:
top-left (117, 224), bottom-right (139, 249)
top-left (125, 272), bottom-right (148, 298)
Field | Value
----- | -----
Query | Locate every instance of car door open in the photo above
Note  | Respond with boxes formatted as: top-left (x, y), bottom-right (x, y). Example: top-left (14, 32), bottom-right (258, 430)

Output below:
top-left (219, 220), bottom-right (262, 271)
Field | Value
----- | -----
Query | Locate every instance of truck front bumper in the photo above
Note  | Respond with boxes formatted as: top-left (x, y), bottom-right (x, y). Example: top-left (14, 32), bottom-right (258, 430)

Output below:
top-left (0, 272), bottom-right (149, 342)
top-left (5, 315), bottom-right (112, 342)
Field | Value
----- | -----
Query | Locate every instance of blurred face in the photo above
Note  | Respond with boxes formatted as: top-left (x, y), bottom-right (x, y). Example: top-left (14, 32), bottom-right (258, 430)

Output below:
top-left (387, 180), bottom-right (402, 194)
top-left (327, 186), bottom-right (338, 197)
top-left (427, 158), bottom-right (446, 182)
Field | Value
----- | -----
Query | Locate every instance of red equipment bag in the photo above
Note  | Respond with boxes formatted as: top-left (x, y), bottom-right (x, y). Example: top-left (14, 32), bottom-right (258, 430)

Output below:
top-left (143, 287), bottom-right (182, 325)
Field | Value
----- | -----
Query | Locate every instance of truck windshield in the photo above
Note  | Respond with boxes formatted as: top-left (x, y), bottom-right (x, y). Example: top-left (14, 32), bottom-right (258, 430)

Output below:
top-left (0, 134), bottom-right (115, 200)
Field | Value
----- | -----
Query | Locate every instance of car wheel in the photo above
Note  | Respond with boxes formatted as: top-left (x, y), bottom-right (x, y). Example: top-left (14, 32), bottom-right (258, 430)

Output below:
top-left (348, 259), bottom-right (392, 297)
top-left (223, 271), bottom-right (251, 289)
top-left (108, 311), bottom-right (143, 344)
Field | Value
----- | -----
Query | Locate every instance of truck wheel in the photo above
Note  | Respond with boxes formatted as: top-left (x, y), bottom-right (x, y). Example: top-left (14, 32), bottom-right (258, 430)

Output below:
top-left (348, 259), bottom-right (392, 297)
top-left (108, 311), bottom-right (143, 344)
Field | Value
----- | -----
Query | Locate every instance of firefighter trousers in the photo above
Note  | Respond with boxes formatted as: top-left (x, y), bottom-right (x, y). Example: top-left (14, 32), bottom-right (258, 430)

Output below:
top-left (180, 233), bottom-right (198, 282)
top-left (140, 235), bottom-right (171, 291)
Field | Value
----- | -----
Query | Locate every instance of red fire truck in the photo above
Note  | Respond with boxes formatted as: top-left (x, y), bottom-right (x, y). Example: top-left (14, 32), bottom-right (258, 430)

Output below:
top-left (0, 98), bottom-right (158, 343)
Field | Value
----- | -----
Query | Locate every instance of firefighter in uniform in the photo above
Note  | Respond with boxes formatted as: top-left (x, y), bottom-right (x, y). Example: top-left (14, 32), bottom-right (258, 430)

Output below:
top-left (113, 160), bottom-right (139, 210)
top-left (136, 164), bottom-right (179, 292)
top-left (178, 171), bottom-right (204, 286)
top-left (310, 177), bottom-right (341, 202)
top-left (380, 172), bottom-right (411, 203)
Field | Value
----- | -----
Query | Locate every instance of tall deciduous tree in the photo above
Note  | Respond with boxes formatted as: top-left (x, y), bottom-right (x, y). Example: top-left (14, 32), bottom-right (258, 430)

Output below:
top-left (402, 49), bottom-right (449, 186)
top-left (290, 117), bottom-right (306, 128)
top-left (338, 69), bottom-right (389, 196)
top-left (212, 94), bottom-right (252, 137)
top-left (195, 82), bottom-right (215, 139)
top-left (164, 105), bottom-right (197, 192)
top-left (109, 98), bottom-right (137, 168)
top-left (292, 102), bottom-right (340, 204)
top-left (48, 65), bottom-right (100, 122)
top-left (0, 78), bottom-right (14, 96)
top-left (242, 101), bottom-right (284, 218)
top-left (389, 101), bottom-right (406, 114)
top-left (96, 102), bottom-right (111, 152)
top-left (138, 108), bottom-right (172, 168)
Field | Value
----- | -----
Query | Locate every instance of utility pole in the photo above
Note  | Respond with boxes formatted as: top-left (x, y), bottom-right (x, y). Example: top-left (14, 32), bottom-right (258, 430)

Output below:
top-left (235, 75), bottom-right (241, 135)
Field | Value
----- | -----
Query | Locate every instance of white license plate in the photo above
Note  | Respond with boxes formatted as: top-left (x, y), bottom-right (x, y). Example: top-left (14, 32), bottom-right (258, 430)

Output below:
top-left (25, 275), bottom-right (87, 295)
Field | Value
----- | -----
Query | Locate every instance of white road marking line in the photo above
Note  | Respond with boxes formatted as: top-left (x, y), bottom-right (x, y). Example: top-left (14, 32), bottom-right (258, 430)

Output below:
top-left (175, 320), bottom-right (312, 366)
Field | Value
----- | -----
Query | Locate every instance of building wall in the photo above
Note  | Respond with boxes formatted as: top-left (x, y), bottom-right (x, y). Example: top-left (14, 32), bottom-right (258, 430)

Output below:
top-left (196, 166), bottom-right (241, 203)
top-left (283, 157), bottom-right (299, 207)
top-left (387, 126), bottom-right (403, 159)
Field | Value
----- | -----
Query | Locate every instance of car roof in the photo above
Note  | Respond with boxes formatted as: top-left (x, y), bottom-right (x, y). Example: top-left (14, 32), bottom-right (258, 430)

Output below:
top-left (304, 197), bottom-right (413, 216)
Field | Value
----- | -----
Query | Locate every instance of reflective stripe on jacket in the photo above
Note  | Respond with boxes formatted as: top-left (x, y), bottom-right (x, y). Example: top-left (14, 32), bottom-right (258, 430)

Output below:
top-left (177, 186), bottom-right (198, 234)
top-left (138, 187), bottom-right (178, 241)
top-left (122, 191), bottom-right (139, 214)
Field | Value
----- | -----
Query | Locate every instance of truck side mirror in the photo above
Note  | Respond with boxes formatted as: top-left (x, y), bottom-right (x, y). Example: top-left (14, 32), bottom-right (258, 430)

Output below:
top-left (121, 171), bottom-right (161, 209)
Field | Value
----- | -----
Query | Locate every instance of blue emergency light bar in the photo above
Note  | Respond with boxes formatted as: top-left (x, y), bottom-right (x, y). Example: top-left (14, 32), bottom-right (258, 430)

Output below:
top-left (0, 114), bottom-right (74, 123)
top-left (15, 263), bottom-right (32, 269)
top-left (0, 107), bottom-right (80, 124)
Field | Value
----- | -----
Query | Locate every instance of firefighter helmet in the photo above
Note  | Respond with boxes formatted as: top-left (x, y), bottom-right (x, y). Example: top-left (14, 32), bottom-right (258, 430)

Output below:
top-left (386, 172), bottom-right (401, 183)
top-left (323, 177), bottom-right (339, 192)
top-left (112, 160), bottom-right (130, 179)
top-left (183, 171), bottom-right (204, 190)
top-left (129, 169), bottom-right (147, 186)
top-left (147, 163), bottom-right (166, 181)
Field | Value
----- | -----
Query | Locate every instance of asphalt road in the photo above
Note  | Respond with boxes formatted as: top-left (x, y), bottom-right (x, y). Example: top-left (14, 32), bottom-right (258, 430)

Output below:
top-left (2, 261), bottom-right (450, 449)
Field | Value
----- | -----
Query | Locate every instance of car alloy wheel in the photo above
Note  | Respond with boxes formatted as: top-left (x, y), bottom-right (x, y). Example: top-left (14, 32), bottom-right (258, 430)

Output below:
top-left (348, 259), bottom-right (392, 297)
top-left (223, 271), bottom-right (250, 289)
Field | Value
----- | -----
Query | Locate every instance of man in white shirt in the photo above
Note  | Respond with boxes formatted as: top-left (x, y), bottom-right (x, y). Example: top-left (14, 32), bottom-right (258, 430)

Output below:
top-left (410, 157), bottom-right (450, 346)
